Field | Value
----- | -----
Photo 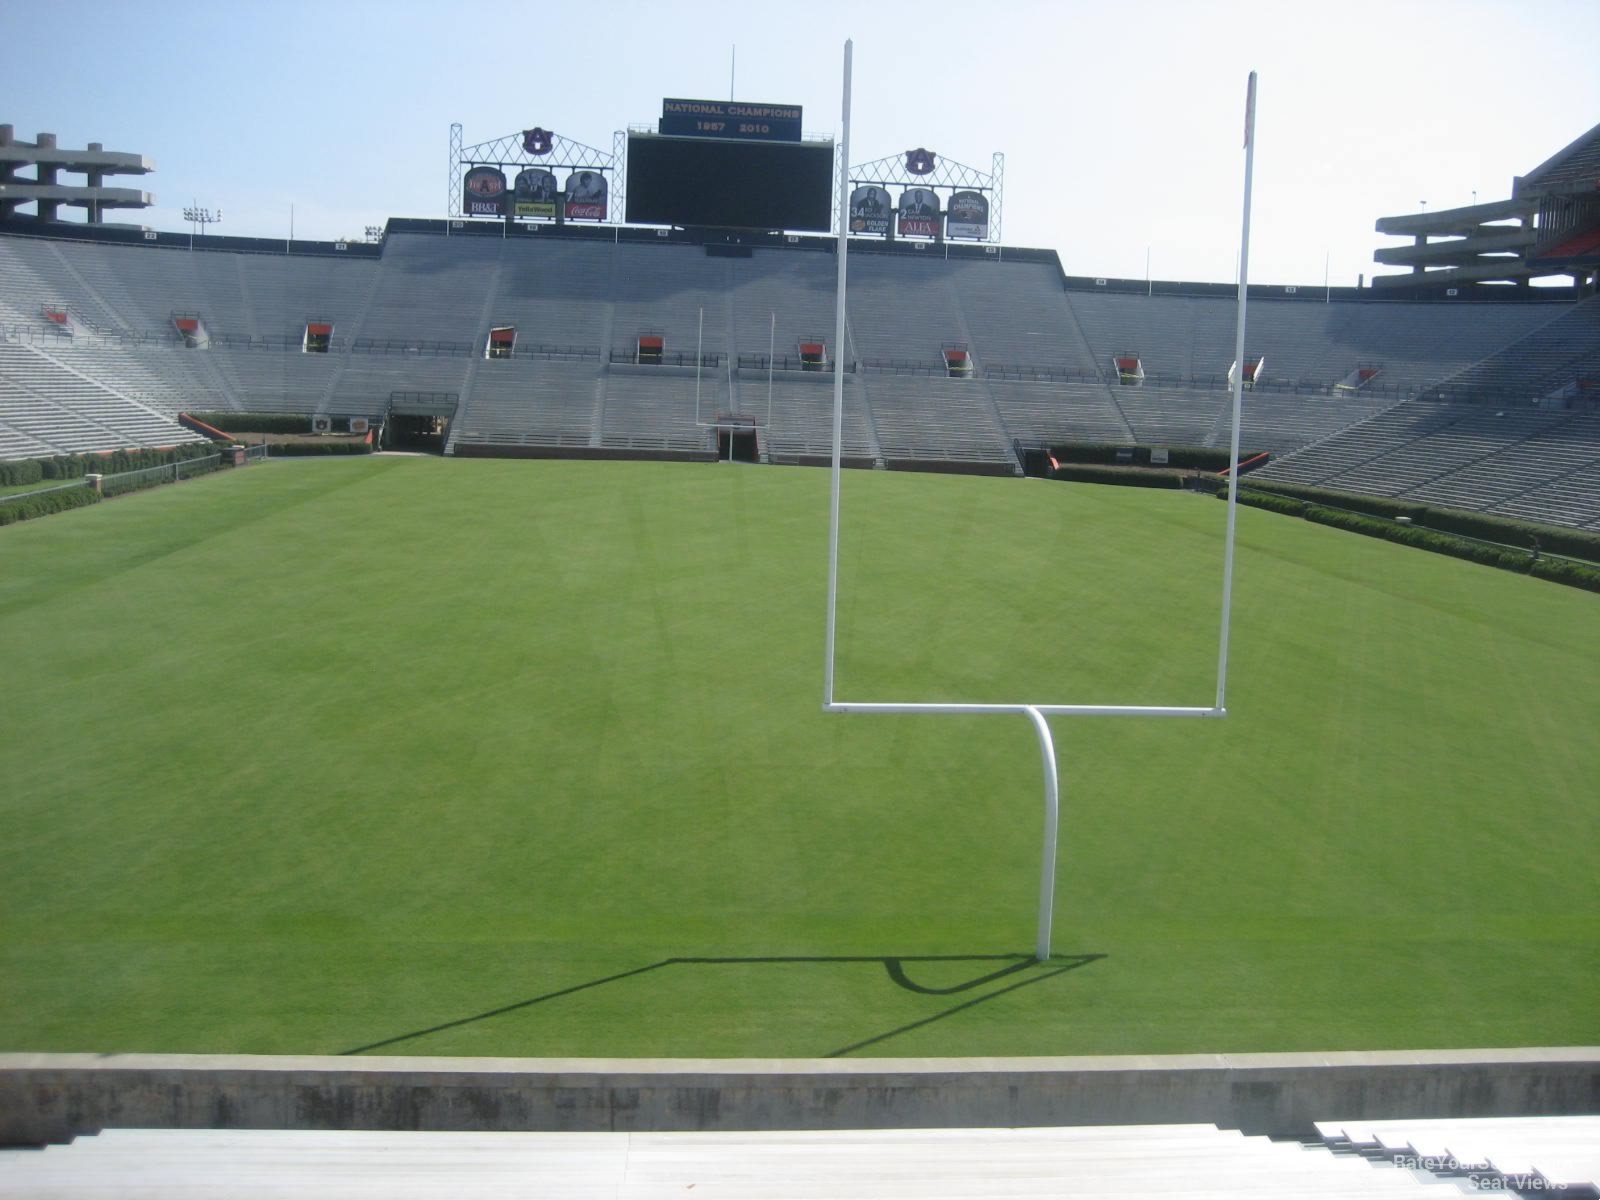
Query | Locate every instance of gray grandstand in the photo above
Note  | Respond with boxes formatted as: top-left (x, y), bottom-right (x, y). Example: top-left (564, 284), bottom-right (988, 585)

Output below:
top-left (2, 220), bottom-right (1598, 525)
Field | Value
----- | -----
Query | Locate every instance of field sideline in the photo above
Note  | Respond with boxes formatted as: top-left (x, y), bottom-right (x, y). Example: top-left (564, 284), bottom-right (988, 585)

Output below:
top-left (1, 456), bottom-right (1595, 1059)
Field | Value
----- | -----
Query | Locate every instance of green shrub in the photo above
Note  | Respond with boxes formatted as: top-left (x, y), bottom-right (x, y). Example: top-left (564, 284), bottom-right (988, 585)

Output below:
top-left (1529, 556), bottom-right (1600, 593)
top-left (1299, 505), bottom-right (1532, 571)
top-left (0, 460), bottom-right (44, 487)
top-left (99, 455), bottom-right (225, 498)
top-left (1231, 488), bottom-right (1306, 517)
top-left (1417, 506), bottom-right (1600, 564)
top-left (189, 412), bottom-right (315, 435)
top-left (1237, 478), bottom-right (1600, 564)
top-left (1052, 464), bottom-right (1187, 488)
top-left (0, 485), bottom-right (100, 526)
top-left (1047, 442), bottom-right (1256, 472)
top-left (265, 440), bottom-right (372, 456)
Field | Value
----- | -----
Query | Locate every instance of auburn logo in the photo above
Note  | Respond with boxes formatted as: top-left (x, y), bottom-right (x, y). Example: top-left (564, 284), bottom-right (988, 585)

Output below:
top-left (904, 147), bottom-right (936, 175)
top-left (522, 128), bottom-right (554, 156)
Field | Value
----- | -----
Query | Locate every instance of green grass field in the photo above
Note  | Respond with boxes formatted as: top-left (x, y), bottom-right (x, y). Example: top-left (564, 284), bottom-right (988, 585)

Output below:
top-left (1, 457), bottom-right (1595, 1059)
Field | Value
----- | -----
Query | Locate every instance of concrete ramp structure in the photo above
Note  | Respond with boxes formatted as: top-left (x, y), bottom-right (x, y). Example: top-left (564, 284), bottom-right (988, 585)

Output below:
top-left (0, 127), bottom-right (154, 226)
top-left (1374, 121), bottom-right (1600, 293)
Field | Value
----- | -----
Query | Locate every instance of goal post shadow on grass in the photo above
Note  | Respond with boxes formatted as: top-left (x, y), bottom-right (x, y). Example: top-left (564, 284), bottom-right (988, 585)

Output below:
top-left (340, 953), bottom-right (1105, 1059)
top-left (822, 44), bottom-right (1259, 962)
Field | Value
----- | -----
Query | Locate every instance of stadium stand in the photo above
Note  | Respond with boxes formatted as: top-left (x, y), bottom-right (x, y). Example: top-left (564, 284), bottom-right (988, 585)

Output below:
top-left (453, 359), bottom-right (603, 450)
top-left (4, 224), bottom-right (1599, 525)
top-left (0, 1121), bottom-right (1520, 1197)
top-left (947, 256), bottom-right (1103, 376)
top-left (1420, 295), bottom-right (1600, 403)
top-left (0, 341), bottom-right (203, 452)
top-left (1316, 1116), bottom-right (1600, 1196)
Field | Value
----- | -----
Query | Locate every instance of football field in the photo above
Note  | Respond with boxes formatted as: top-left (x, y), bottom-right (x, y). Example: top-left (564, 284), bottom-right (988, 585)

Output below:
top-left (1, 456), bottom-right (1594, 1058)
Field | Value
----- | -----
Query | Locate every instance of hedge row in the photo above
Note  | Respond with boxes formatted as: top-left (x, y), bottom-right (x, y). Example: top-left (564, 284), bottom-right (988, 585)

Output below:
top-left (1234, 478), bottom-right (1600, 564)
top-left (264, 440), bottom-right (372, 456)
top-left (188, 412), bottom-right (312, 434)
top-left (1224, 487), bottom-right (1600, 594)
top-left (0, 460), bottom-right (45, 487)
top-left (0, 485), bottom-right (101, 526)
top-left (8, 443), bottom-right (224, 482)
top-left (1052, 464), bottom-right (1189, 488)
top-left (1047, 442), bottom-right (1260, 472)
top-left (100, 455), bottom-right (226, 498)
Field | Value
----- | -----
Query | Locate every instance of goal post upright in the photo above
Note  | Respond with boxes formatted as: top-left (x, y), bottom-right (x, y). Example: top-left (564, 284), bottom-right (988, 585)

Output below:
top-left (821, 42), bottom-right (1256, 962)
top-left (1217, 70), bottom-right (1257, 715)
top-left (823, 37), bottom-right (852, 710)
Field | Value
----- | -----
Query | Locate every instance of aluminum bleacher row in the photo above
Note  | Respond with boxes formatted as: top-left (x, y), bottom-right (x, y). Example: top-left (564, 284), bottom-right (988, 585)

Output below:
top-left (2, 227), bottom-right (1597, 525)
top-left (0, 1121), bottom-right (1541, 1197)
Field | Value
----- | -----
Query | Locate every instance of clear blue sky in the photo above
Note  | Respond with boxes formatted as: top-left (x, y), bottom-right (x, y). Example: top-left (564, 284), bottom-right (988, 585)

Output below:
top-left (6, 0), bottom-right (1597, 285)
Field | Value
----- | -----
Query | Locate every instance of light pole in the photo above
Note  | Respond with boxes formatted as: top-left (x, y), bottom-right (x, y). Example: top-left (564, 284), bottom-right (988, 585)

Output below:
top-left (364, 225), bottom-right (384, 243)
top-left (182, 202), bottom-right (221, 251)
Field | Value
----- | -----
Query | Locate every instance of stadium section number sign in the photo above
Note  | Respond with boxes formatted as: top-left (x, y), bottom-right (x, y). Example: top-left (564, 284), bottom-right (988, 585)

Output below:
top-left (660, 98), bottom-right (803, 142)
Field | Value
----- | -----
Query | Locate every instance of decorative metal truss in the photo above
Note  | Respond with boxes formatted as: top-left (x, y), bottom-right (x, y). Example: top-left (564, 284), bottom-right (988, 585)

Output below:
top-left (846, 149), bottom-right (1005, 242)
top-left (448, 125), bottom-right (624, 220)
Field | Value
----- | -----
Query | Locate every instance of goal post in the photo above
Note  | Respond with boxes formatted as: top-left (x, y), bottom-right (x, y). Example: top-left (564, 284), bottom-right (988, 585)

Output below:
top-left (822, 42), bottom-right (1256, 960)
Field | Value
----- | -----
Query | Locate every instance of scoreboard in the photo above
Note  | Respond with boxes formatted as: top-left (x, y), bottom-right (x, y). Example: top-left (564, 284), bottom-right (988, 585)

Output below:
top-left (626, 97), bottom-right (833, 232)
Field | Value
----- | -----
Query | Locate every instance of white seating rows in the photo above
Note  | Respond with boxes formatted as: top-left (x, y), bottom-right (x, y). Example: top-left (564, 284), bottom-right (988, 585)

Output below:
top-left (2, 231), bottom-right (1596, 514)
top-left (1254, 400), bottom-right (1600, 527)
top-left (988, 381), bottom-right (1132, 445)
top-left (0, 342), bottom-right (204, 453)
top-left (599, 371), bottom-right (719, 454)
top-left (0, 1123), bottom-right (1444, 1198)
top-left (1317, 1115), bottom-right (1600, 1193)
top-left (863, 374), bottom-right (1014, 465)
top-left (455, 360), bottom-right (601, 449)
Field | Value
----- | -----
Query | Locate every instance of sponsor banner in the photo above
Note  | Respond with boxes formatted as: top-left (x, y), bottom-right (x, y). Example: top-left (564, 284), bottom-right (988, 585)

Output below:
top-left (564, 170), bottom-right (609, 221)
top-left (514, 168), bottom-right (559, 218)
top-left (463, 166), bottom-right (507, 217)
top-left (898, 187), bottom-right (941, 238)
top-left (660, 97), bottom-right (803, 142)
top-left (946, 189), bottom-right (989, 240)
top-left (848, 184), bottom-right (891, 235)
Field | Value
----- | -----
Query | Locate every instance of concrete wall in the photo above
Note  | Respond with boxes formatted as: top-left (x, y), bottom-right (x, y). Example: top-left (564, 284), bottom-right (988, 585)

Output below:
top-left (3, 1048), bottom-right (1596, 1146)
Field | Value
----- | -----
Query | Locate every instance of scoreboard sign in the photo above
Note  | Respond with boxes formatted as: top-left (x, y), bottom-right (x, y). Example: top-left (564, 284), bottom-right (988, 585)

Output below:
top-left (660, 98), bottom-right (802, 142)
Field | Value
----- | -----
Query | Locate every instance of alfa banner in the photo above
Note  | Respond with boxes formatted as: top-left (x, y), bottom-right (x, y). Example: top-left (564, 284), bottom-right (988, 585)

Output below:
top-left (898, 188), bottom-right (940, 238)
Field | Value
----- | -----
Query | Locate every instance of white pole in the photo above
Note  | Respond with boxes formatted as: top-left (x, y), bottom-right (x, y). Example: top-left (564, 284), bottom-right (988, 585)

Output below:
top-left (695, 307), bottom-right (704, 421)
top-left (767, 310), bottom-right (775, 431)
top-left (730, 45), bottom-right (736, 101)
top-left (824, 38), bottom-right (852, 707)
top-left (1146, 245), bottom-right (1151, 297)
top-left (1216, 70), bottom-right (1256, 715)
top-left (1025, 706), bottom-right (1060, 961)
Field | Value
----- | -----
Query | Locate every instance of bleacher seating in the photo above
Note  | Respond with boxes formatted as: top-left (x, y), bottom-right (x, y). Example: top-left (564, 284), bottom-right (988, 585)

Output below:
top-left (1422, 295), bottom-right (1600, 401)
top-left (988, 380), bottom-right (1132, 445)
top-left (0, 1122), bottom-right (1463, 1197)
top-left (453, 359), bottom-right (601, 449)
top-left (599, 369), bottom-right (719, 455)
top-left (3, 225), bottom-right (1598, 528)
top-left (947, 257), bottom-right (1102, 376)
top-left (1255, 401), bottom-right (1600, 529)
top-left (0, 341), bottom-right (204, 453)
top-left (863, 373), bottom-right (1014, 468)
top-left (1316, 1115), bottom-right (1600, 1195)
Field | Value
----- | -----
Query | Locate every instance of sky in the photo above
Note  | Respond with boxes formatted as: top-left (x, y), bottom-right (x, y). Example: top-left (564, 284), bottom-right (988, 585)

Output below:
top-left (5, 0), bottom-right (1597, 287)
